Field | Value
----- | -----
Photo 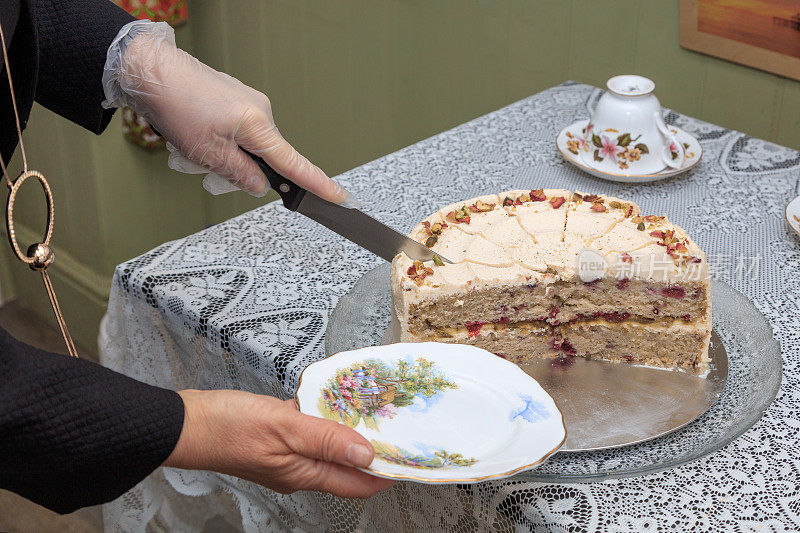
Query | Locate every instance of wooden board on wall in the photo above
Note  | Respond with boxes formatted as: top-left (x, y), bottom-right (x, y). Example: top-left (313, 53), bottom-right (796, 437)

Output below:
top-left (680, 0), bottom-right (800, 81)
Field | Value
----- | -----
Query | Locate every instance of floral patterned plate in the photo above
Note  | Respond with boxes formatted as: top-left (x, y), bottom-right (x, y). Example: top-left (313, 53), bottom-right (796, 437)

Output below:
top-left (557, 119), bottom-right (702, 183)
top-left (787, 195), bottom-right (800, 239)
top-left (295, 342), bottom-right (567, 483)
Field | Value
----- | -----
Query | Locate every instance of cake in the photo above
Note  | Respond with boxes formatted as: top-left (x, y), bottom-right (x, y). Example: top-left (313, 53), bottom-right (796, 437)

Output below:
top-left (390, 189), bottom-right (711, 373)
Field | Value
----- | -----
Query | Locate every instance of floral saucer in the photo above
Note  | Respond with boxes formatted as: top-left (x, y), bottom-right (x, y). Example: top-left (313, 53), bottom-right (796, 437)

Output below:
top-left (557, 119), bottom-right (702, 183)
top-left (787, 195), bottom-right (800, 239)
top-left (295, 342), bottom-right (566, 483)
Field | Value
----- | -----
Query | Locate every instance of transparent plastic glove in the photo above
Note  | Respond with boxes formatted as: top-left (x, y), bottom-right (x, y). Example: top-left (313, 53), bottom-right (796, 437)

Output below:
top-left (103, 20), bottom-right (356, 204)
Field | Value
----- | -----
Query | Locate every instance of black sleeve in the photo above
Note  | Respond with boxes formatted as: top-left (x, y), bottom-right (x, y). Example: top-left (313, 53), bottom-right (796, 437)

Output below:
top-left (0, 326), bottom-right (185, 514)
top-left (32, 0), bottom-right (135, 134)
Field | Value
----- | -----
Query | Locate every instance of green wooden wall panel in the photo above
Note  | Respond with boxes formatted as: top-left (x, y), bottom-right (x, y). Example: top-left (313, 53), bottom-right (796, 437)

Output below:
top-left (225, 5), bottom-right (269, 91)
top-left (216, 0), bottom-right (275, 222)
top-left (700, 58), bottom-right (784, 141)
top-left (347, 0), bottom-right (401, 166)
top-left (3, 0), bottom-right (800, 349)
top-left (188, 1), bottom-right (228, 70)
top-left (506, 2), bottom-right (572, 103)
top-left (202, 0), bottom-right (307, 225)
top-left (7, 256), bottom-right (106, 353)
top-left (302, 3), bottom-right (356, 174)
top-left (52, 120), bottom-right (105, 267)
top-left (773, 78), bottom-right (800, 148)
top-left (391, 2), bottom-right (461, 149)
top-left (259, 1), bottom-right (311, 152)
top-left (434, 1), bottom-right (511, 126)
top-left (89, 113), bottom-right (205, 271)
top-left (304, 0), bottom-right (351, 26)
top-left (567, 1), bottom-right (642, 87)
top-left (632, 4), bottom-right (708, 118)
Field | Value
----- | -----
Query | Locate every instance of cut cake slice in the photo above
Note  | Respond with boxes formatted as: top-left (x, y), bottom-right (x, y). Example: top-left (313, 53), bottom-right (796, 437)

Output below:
top-left (391, 188), bottom-right (711, 373)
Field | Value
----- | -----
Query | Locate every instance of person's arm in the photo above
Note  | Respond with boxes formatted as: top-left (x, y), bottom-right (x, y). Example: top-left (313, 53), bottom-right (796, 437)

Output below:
top-left (0, 326), bottom-right (183, 514)
top-left (0, 327), bottom-right (393, 513)
top-left (31, 0), bottom-right (135, 133)
top-left (30, 5), bottom-right (355, 204)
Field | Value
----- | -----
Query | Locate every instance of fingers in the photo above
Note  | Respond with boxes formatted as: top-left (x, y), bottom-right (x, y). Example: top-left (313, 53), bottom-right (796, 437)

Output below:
top-left (166, 144), bottom-right (207, 174)
top-left (202, 173), bottom-right (241, 195)
top-left (198, 140), bottom-right (268, 196)
top-left (294, 459), bottom-right (396, 499)
top-left (169, 138), bottom-right (268, 196)
top-left (280, 410), bottom-right (375, 469)
top-left (167, 147), bottom-right (241, 195)
top-left (269, 401), bottom-right (396, 498)
top-left (284, 398), bottom-right (299, 410)
top-left (256, 136), bottom-right (345, 204)
top-left (234, 109), bottom-right (349, 205)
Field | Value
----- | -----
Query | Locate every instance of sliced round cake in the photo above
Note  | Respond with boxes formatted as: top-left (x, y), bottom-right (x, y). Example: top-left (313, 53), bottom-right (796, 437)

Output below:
top-left (390, 189), bottom-right (711, 373)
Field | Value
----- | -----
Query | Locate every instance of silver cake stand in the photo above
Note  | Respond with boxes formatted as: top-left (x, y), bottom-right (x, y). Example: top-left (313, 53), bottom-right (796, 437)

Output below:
top-left (326, 263), bottom-right (781, 481)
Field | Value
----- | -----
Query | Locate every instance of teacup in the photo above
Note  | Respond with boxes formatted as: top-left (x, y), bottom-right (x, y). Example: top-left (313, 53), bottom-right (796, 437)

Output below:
top-left (580, 75), bottom-right (685, 176)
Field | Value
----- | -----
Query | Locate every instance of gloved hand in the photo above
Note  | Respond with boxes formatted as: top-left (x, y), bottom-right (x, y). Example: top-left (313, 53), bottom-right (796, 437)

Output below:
top-left (102, 21), bottom-right (356, 204)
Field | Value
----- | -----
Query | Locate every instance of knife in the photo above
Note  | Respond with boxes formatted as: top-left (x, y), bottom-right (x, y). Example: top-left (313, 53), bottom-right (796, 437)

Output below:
top-left (245, 151), bottom-right (451, 264)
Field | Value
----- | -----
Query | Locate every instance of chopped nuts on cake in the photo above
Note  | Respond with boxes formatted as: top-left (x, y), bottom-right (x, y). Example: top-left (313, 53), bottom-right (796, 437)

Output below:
top-left (391, 188), bottom-right (711, 373)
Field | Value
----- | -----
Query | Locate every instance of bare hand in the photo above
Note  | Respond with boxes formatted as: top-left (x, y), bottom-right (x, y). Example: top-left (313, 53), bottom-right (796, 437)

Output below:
top-left (163, 390), bottom-right (395, 498)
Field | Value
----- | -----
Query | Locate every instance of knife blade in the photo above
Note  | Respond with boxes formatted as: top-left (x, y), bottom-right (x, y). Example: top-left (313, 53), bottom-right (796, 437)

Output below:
top-left (245, 151), bottom-right (450, 263)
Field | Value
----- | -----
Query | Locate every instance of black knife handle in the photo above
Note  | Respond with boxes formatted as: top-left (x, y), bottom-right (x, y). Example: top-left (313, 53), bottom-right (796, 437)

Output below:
top-left (243, 150), bottom-right (306, 211)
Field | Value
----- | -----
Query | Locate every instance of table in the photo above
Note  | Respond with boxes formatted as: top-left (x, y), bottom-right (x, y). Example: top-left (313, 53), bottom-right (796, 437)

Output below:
top-left (100, 82), bottom-right (800, 532)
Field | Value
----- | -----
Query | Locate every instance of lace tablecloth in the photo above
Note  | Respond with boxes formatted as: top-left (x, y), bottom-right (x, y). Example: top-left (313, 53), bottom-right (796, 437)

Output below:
top-left (100, 82), bottom-right (800, 532)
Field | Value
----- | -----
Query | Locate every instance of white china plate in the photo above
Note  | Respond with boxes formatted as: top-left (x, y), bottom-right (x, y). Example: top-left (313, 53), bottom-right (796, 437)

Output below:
top-left (557, 119), bottom-right (702, 183)
top-left (787, 195), bottom-right (800, 238)
top-left (295, 342), bottom-right (567, 483)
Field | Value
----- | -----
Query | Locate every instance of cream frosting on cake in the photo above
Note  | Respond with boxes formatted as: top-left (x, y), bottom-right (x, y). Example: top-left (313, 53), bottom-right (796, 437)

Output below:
top-left (391, 189), bottom-right (711, 372)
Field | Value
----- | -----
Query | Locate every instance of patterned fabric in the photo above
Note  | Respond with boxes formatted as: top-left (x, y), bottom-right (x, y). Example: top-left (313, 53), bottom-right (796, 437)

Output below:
top-left (100, 82), bottom-right (800, 532)
top-left (0, 326), bottom-right (184, 515)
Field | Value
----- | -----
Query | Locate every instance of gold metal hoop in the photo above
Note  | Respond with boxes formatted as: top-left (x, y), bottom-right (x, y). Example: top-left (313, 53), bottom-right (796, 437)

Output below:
top-left (6, 170), bottom-right (54, 265)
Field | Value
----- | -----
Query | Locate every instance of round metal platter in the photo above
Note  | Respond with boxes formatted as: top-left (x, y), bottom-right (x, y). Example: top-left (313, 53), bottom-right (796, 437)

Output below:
top-left (382, 312), bottom-right (727, 452)
top-left (326, 263), bottom-right (780, 480)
